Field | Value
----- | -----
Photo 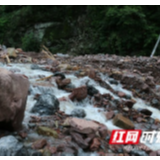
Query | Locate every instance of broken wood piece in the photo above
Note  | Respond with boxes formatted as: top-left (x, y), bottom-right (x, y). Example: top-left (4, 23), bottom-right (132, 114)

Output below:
top-left (5, 55), bottom-right (10, 64)
top-left (36, 75), bottom-right (53, 81)
top-left (41, 45), bottom-right (56, 60)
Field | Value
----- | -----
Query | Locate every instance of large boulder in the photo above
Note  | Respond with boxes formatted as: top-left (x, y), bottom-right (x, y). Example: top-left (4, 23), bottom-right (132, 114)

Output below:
top-left (0, 68), bottom-right (29, 131)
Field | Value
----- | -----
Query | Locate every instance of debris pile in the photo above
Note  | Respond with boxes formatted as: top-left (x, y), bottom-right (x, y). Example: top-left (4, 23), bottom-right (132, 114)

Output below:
top-left (0, 46), bottom-right (160, 156)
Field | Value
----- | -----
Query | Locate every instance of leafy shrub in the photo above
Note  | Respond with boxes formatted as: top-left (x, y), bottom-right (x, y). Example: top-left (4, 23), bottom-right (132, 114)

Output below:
top-left (22, 33), bottom-right (41, 52)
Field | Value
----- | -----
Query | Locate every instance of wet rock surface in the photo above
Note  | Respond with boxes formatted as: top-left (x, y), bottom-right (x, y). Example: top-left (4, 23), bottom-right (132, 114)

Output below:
top-left (0, 136), bottom-right (23, 156)
top-left (71, 109), bottom-right (86, 118)
top-left (31, 93), bottom-right (59, 115)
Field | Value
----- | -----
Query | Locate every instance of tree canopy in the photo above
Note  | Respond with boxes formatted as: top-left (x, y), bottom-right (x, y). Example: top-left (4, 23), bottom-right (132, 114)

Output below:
top-left (0, 5), bottom-right (160, 56)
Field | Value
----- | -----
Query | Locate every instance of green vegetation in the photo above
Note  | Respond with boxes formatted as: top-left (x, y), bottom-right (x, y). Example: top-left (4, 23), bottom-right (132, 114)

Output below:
top-left (0, 5), bottom-right (160, 56)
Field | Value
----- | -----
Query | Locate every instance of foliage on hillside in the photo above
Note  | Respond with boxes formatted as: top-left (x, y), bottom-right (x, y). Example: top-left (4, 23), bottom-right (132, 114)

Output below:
top-left (0, 5), bottom-right (160, 56)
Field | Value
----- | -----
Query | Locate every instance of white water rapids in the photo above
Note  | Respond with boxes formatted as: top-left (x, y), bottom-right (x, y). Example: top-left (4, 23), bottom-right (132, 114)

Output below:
top-left (1, 63), bottom-right (160, 151)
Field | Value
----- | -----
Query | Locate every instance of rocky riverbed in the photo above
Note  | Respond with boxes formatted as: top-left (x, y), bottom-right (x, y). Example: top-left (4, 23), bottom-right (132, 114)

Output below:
top-left (0, 49), bottom-right (160, 156)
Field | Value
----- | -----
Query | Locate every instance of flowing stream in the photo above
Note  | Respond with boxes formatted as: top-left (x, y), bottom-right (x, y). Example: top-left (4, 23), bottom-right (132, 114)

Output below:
top-left (1, 62), bottom-right (160, 152)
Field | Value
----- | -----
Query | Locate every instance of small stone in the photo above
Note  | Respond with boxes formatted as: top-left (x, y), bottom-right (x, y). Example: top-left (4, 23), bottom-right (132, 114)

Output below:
top-left (47, 146), bottom-right (57, 154)
top-left (69, 86), bottom-right (88, 101)
top-left (71, 108), bottom-right (86, 118)
top-left (109, 80), bottom-right (118, 85)
top-left (56, 78), bottom-right (71, 89)
top-left (130, 150), bottom-right (148, 156)
top-left (123, 107), bottom-right (129, 112)
top-left (157, 149), bottom-right (160, 156)
top-left (64, 83), bottom-right (76, 92)
top-left (105, 111), bottom-right (115, 120)
top-left (37, 126), bottom-right (58, 138)
top-left (113, 114), bottom-right (135, 129)
top-left (53, 72), bottom-right (66, 80)
top-left (149, 151), bottom-right (157, 156)
top-left (118, 92), bottom-right (126, 98)
top-left (87, 85), bottom-right (99, 96)
top-left (124, 100), bottom-right (136, 108)
top-left (32, 139), bottom-right (47, 149)
top-left (31, 64), bottom-right (41, 70)
top-left (139, 109), bottom-right (152, 116)
top-left (90, 138), bottom-right (100, 151)
top-left (152, 98), bottom-right (159, 106)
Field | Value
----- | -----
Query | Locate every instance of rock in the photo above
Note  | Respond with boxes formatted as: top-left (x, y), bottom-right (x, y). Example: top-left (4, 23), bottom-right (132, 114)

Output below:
top-left (47, 146), bottom-right (57, 154)
top-left (105, 153), bottom-right (117, 156)
top-left (46, 59), bottom-right (59, 67)
top-left (69, 86), bottom-right (88, 101)
top-left (130, 150), bottom-right (148, 156)
top-left (7, 48), bottom-right (17, 58)
top-left (145, 76), bottom-right (155, 88)
top-left (59, 64), bottom-right (72, 70)
top-left (31, 64), bottom-right (41, 70)
top-left (53, 72), bottom-right (65, 80)
top-left (31, 93), bottom-right (59, 115)
top-left (15, 147), bottom-right (29, 156)
top-left (0, 136), bottom-right (23, 156)
top-left (118, 91), bottom-right (126, 98)
top-left (63, 118), bottom-right (99, 134)
top-left (139, 109), bottom-right (152, 116)
top-left (63, 117), bottom-right (108, 136)
top-left (32, 139), bottom-right (47, 149)
top-left (99, 125), bottom-right (109, 138)
top-left (109, 80), bottom-right (118, 85)
top-left (87, 69), bottom-right (97, 79)
top-left (142, 83), bottom-right (149, 92)
top-left (124, 100), bottom-right (136, 108)
top-left (56, 78), bottom-right (71, 89)
top-left (70, 131), bottom-right (89, 149)
top-left (151, 98), bottom-right (159, 107)
top-left (87, 85), bottom-right (99, 96)
top-left (123, 107), bottom-right (129, 112)
top-left (15, 48), bottom-right (23, 53)
top-left (26, 148), bottom-right (43, 156)
top-left (136, 117), bottom-right (144, 123)
top-left (64, 83), bottom-right (76, 92)
top-left (90, 138), bottom-right (100, 151)
top-left (149, 151), bottom-right (157, 156)
top-left (37, 126), bottom-right (58, 138)
top-left (156, 150), bottom-right (160, 156)
top-left (71, 109), bottom-right (86, 118)
top-left (113, 114), bottom-right (135, 129)
top-left (0, 68), bottom-right (29, 131)
top-left (105, 111), bottom-right (115, 120)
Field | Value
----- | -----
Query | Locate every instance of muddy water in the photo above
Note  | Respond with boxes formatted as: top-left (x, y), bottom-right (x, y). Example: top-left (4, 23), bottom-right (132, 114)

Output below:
top-left (2, 63), bottom-right (160, 151)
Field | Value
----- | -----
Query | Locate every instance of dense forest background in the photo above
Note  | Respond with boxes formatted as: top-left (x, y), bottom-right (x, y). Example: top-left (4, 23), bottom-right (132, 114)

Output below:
top-left (0, 5), bottom-right (160, 56)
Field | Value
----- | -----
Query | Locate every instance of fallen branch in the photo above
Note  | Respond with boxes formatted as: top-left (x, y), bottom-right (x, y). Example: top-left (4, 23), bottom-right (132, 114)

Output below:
top-left (41, 45), bottom-right (55, 60)
top-left (36, 75), bottom-right (53, 81)
top-left (5, 55), bottom-right (10, 64)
